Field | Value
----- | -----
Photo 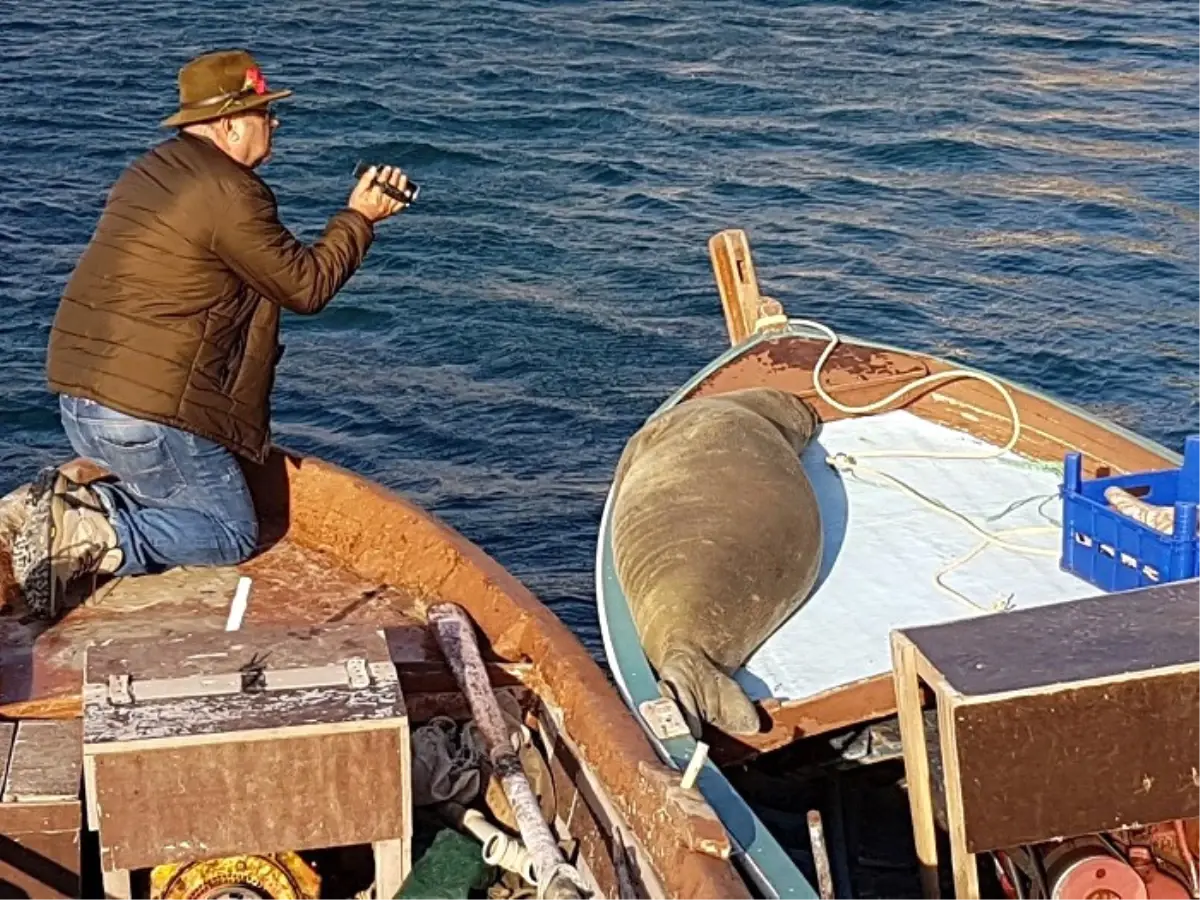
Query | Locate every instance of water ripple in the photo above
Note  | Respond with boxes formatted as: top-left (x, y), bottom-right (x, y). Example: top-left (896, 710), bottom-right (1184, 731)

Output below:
top-left (0, 0), bottom-right (1196, 661)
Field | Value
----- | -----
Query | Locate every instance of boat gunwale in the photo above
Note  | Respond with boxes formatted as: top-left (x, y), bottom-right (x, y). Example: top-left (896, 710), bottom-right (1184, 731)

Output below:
top-left (255, 447), bottom-right (755, 900)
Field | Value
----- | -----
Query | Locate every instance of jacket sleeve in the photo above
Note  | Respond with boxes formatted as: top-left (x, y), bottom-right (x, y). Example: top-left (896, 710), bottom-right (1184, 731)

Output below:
top-left (212, 175), bottom-right (375, 315)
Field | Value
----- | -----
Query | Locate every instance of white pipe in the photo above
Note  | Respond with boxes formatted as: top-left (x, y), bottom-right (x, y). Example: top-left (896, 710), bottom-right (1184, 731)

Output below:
top-left (225, 576), bottom-right (251, 631)
top-left (459, 808), bottom-right (538, 885)
top-left (428, 602), bottom-right (588, 900)
top-left (679, 741), bottom-right (708, 791)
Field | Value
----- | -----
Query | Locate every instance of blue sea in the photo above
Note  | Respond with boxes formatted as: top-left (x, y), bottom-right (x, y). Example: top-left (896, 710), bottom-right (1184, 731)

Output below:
top-left (1, 0), bottom-right (1196, 657)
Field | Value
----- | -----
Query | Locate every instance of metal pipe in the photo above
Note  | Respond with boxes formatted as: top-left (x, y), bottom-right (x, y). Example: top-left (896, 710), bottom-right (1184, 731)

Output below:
top-left (428, 603), bottom-right (589, 900)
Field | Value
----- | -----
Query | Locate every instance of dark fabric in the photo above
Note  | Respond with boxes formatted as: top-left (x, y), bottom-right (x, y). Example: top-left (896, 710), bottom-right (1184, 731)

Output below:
top-left (46, 131), bottom-right (374, 462)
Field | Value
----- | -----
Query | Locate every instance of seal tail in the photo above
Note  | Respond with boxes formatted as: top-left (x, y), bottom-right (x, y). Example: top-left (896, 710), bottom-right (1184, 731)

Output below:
top-left (657, 649), bottom-right (762, 738)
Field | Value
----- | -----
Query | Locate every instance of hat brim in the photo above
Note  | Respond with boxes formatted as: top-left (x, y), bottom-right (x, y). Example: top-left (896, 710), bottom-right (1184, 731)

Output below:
top-left (160, 88), bottom-right (293, 128)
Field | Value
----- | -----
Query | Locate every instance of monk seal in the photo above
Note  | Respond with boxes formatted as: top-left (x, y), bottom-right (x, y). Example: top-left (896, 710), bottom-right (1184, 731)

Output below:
top-left (610, 386), bottom-right (822, 737)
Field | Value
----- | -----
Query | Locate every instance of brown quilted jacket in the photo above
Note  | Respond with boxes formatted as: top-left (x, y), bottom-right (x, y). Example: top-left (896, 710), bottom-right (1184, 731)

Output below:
top-left (46, 131), bottom-right (375, 463)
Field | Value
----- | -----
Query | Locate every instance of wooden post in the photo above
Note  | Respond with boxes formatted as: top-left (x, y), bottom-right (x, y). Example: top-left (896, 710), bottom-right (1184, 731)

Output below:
top-left (891, 633), bottom-right (941, 899)
top-left (708, 229), bottom-right (762, 347)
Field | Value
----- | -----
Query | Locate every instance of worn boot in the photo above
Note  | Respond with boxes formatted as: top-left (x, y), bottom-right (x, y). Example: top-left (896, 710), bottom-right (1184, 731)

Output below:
top-left (0, 482), bottom-right (35, 545)
top-left (11, 468), bottom-right (123, 620)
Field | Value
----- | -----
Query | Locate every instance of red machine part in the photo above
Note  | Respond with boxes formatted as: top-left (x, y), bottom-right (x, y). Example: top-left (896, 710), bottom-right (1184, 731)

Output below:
top-left (1044, 838), bottom-right (1148, 900)
top-left (1127, 846), bottom-right (1192, 900)
top-left (1036, 821), bottom-right (1199, 900)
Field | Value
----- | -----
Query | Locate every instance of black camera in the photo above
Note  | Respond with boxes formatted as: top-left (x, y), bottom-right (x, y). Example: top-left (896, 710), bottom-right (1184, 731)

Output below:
top-left (353, 161), bottom-right (420, 204)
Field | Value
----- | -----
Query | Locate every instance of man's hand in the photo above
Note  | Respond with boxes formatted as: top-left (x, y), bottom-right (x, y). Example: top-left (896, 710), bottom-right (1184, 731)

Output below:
top-left (348, 165), bottom-right (410, 223)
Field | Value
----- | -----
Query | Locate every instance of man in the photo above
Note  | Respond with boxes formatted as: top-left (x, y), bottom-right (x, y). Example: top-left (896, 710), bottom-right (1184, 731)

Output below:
top-left (8, 48), bottom-right (410, 620)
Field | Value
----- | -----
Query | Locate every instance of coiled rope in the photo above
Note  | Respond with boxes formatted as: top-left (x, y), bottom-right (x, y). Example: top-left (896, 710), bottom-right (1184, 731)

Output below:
top-left (788, 318), bottom-right (1061, 613)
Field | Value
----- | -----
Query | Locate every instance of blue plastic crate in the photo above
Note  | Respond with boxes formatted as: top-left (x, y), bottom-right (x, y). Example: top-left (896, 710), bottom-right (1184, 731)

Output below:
top-left (1060, 435), bottom-right (1199, 592)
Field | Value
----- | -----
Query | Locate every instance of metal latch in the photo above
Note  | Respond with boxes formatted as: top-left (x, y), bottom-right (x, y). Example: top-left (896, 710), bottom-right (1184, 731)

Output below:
top-left (639, 697), bottom-right (691, 741)
top-left (102, 655), bottom-right (396, 705)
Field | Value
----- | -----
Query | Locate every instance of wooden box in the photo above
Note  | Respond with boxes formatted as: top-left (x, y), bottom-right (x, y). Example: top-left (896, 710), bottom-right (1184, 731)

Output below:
top-left (82, 623), bottom-right (411, 899)
top-left (0, 720), bottom-right (82, 898)
top-left (891, 579), bottom-right (1200, 899)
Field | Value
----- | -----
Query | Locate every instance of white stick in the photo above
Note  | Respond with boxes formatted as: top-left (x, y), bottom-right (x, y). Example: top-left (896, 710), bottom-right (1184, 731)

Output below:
top-left (225, 576), bottom-right (252, 631)
top-left (427, 603), bottom-right (589, 900)
top-left (679, 741), bottom-right (708, 791)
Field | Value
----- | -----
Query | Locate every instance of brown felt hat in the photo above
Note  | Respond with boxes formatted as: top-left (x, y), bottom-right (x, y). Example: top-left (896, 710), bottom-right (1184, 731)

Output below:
top-left (160, 49), bottom-right (293, 128)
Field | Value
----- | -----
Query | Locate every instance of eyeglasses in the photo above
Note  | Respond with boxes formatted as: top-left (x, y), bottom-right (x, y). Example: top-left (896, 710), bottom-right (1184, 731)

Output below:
top-left (248, 107), bottom-right (279, 127)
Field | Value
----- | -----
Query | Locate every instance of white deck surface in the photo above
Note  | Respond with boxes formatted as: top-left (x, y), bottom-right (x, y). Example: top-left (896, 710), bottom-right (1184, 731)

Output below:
top-left (735, 409), bottom-right (1101, 703)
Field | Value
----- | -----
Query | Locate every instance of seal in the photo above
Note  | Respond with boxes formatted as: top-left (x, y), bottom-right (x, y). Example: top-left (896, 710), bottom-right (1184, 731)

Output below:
top-left (610, 386), bottom-right (823, 737)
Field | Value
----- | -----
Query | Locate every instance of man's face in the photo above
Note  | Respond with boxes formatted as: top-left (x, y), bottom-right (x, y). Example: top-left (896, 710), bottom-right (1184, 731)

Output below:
top-left (223, 107), bottom-right (278, 168)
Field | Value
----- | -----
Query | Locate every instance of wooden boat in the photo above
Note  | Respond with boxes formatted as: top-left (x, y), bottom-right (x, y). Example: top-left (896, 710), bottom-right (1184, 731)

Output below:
top-left (0, 447), bottom-right (753, 899)
top-left (595, 229), bottom-right (1199, 899)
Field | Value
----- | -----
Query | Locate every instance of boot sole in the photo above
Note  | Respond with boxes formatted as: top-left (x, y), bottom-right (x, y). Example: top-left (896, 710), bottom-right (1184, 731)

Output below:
top-left (12, 468), bottom-right (68, 620)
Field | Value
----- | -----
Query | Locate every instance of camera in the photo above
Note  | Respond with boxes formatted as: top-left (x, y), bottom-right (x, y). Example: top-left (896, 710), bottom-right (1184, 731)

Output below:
top-left (353, 161), bottom-right (420, 204)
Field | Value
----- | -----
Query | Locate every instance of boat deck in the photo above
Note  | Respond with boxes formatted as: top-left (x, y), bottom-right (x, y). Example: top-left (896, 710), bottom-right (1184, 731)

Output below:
top-left (736, 408), bottom-right (1100, 706)
top-left (0, 536), bottom-right (428, 709)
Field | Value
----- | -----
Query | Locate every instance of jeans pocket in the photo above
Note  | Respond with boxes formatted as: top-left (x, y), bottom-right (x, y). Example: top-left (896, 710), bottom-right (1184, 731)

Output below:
top-left (91, 430), bottom-right (187, 503)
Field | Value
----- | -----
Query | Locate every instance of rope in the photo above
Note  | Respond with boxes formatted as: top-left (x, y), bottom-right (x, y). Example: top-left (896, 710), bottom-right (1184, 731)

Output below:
top-left (788, 318), bottom-right (1062, 613)
top-left (792, 317), bottom-right (1022, 461)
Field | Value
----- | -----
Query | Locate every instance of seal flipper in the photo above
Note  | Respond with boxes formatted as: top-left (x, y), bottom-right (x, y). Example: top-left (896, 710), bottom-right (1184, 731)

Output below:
top-left (658, 647), bottom-right (761, 738)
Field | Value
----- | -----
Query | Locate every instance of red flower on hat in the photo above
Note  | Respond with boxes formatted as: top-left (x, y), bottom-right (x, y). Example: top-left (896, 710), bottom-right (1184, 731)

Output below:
top-left (243, 66), bottom-right (268, 95)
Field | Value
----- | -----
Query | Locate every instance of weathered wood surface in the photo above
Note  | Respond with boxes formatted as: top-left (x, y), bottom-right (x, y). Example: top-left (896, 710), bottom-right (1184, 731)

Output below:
top-left (3, 721), bottom-right (81, 804)
top-left (83, 624), bottom-right (406, 745)
top-left (0, 721), bottom-right (83, 900)
top-left (84, 681), bottom-right (407, 746)
top-left (84, 621), bottom-right (394, 684)
top-left (903, 579), bottom-right (1199, 698)
top-left (0, 723), bottom-right (14, 788)
top-left (0, 541), bottom-right (427, 709)
top-left (91, 726), bottom-right (408, 871)
top-left (894, 582), bottom-right (1200, 898)
top-left (954, 666), bottom-right (1200, 853)
top-left (0, 824), bottom-right (81, 899)
top-left (709, 228), bottom-right (762, 346)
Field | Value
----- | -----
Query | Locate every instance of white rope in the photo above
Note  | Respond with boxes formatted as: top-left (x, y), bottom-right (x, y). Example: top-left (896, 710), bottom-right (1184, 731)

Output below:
top-left (789, 318), bottom-right (1062, 613)
top-left (792, 317), bottom-right (1023, 461)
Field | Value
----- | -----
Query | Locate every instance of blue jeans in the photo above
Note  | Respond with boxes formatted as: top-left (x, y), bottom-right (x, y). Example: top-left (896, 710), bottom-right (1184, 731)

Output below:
top-left (58, 395), bottom-right (259, 577)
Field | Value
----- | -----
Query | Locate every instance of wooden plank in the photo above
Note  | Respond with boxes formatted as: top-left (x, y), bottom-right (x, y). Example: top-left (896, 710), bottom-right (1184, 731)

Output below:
top-left (547, 733), bottom-right (623, 900)
top-left (92, 725), bottom-right (408, 871)
top-left (937, 696), bottom-right (979, 899)
top-left (891, 634), bottom-right (941, 899)
top-left (901, 581), bottom-right (1199, 698)
top-left (706, 673), bottom-right (902, 765)
top-left (373, 838), bottom-right (408, 900)
top-left (3, 721), bottom-right (81, 803)
top-left (83, 622), bottom-right (393, 685)
top-left (952, 665), bottom-right (1199, 853)
top-left (84, 681), bottom-right (405, 745)
top-left (708, 229), bottom-right (761, 346)
top-left (693, 340), bottom-right (931, 409)
top-left (0, 801), bottom-right (80, 835)
top-left (0, 722), bottom-right (15, 791)
top-left (0, 823), bottom-right (82, 899)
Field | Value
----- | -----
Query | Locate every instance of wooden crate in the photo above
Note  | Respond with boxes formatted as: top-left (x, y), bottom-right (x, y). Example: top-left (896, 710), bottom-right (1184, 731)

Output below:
top-left (81, 623), bottom-right (411, 899)
top-left (0, 719), bottom-right (83, 898)
top-left (891, 579), bottom-right (1200, 899)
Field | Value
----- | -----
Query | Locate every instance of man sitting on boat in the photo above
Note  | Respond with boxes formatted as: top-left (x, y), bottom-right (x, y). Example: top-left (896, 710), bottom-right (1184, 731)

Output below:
top-left (5, 49), bottom-right (410, 620)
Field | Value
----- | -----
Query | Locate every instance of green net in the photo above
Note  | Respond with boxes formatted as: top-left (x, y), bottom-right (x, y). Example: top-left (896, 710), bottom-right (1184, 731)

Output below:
top-left (395, 827), bottom-right (493, 899)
